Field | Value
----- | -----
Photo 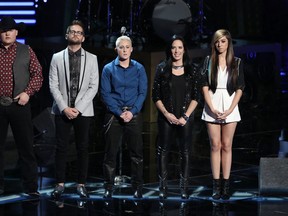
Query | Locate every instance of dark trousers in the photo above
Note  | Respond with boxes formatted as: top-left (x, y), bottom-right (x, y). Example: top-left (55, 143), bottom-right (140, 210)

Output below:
top-left (103, 113), bottom-right (143, 189)
top-left (0, 103), bottom-right (38, 192)
top-left (157, 116), bottom-right (194, 186)
top-left (54, 115), bottom-right (91, 184)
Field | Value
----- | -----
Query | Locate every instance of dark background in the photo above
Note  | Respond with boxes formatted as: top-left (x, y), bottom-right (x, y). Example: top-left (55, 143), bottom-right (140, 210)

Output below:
top-left (2, 0), bottom-right (288, 181)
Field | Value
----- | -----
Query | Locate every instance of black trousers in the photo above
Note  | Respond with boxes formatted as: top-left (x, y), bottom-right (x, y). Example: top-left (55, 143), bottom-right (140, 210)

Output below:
top-left (54, 115), bottom-right (91, 184)
top-left (103, 113), bottom-right (143, 189)
top-left (157, 116), bottom-right (194, 185)
top-left (0, 102), bottom-right (38, 192)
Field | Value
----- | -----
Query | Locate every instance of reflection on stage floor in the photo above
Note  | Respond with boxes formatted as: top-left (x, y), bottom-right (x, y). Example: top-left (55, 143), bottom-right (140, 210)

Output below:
top-left (1, 152), bottom-right (288, 215)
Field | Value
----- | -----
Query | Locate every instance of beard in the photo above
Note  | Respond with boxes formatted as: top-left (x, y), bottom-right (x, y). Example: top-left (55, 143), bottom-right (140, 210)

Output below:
top-left (67, 39), bottom-right (82, 45)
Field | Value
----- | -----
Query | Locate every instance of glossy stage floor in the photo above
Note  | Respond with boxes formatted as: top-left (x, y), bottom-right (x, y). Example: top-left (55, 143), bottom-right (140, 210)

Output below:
top-left (0, 157), bottom-right (287, 215)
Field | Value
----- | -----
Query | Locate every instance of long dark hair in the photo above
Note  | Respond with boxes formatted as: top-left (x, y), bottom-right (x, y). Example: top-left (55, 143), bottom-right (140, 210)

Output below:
top-left (210, 29), bottom-right (238, 90)
top-left (163, 35), bottom-right (191, 76)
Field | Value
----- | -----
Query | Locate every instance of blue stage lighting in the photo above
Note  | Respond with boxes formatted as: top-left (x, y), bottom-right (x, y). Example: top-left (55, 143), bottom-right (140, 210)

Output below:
top-left (0, 10), bottom-right (35, 15)
top-left (0, 2), bottom-right (34, 6)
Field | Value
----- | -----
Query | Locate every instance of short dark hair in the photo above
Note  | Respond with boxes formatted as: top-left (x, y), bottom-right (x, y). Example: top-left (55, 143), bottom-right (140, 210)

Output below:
top-left (66, 20), bottom-right (85, 35)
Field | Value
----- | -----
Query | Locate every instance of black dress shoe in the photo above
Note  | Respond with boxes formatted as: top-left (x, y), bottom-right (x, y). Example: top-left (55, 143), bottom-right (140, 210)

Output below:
top-left (51, 184), bottom-right (64, 199)
top-left (133, 189), bottom-right (143, 198)
top-left (103, 189), bottom-right (113, 198)
top-left (77, 200), bottom-right (86, 208)
top-left (27, 191), bottom-right (40, 198)
top-left (77, 185), bottom-right (89, 198)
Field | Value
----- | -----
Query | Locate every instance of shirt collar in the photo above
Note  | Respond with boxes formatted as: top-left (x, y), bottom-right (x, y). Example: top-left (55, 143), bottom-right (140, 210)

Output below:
top-left (68, 48), bottom-right (81, 57)
top-left (0, 41), bottom-right (17, 50)
top-left (115, 56), bottom-right (133, 67)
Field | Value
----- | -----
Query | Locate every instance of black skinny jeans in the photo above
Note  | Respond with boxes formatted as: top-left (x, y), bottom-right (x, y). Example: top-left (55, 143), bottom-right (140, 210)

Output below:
top-left (103, 113), bottom-right (143, 190)
top-left (157, 115), bottom-right (194, 186)
top-left (54, 115), bottom-right (91, 184)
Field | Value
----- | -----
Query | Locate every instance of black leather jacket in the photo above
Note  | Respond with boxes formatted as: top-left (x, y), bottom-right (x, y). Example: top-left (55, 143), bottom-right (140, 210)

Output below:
top-left (152, 60), bottom-right (200, 117)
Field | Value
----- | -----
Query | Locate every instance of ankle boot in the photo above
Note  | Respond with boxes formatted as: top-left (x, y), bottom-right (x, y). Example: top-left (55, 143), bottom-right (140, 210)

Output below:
top-left (159, 176), bottom-right (168, 199)
top-left (159, 187), bottom-right (168, 199)
top-left (133, 185), bottom-right (143, 198)
top-left (212, 179), bottom-right (221, 200)
top-left (180, 176), bottom-right (189, 199)
top-left (221, 179), bottom-right (230, 200)
top-left (103, 183), bottom-right (113, 198)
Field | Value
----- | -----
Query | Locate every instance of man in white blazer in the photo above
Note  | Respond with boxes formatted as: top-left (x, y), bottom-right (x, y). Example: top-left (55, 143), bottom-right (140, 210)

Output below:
top-left (49, 20), bottom-right (99, 199)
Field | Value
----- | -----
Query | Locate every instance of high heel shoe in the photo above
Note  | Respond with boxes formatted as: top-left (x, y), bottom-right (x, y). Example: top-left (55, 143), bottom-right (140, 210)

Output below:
top-left (51, 184), bottom-right (64, 199)
top-left (221, 179), bottom-right (230, 200)
top-left (159, 187), bottom-right (168, 199)
top-left (77, 185), bottom-right (89, 198)
top-left (180, 176), bottom-right (189, 199)
top-left (212, 179), bottom-right (221, 200)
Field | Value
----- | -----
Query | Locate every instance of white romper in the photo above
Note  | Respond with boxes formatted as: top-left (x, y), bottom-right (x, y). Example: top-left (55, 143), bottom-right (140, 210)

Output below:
top-left (201, 66), bottom-right (241, 123)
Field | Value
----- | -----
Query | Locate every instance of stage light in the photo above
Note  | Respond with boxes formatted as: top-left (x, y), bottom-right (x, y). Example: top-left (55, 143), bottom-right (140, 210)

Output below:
top-left (0, 10), bottom-right (35, 15)
top-left (0, 2), bottom-right (34, 6)
top-left (16, 38), bottom-right (25, 44)
top-left (15, 19), bottom-right (36, 24)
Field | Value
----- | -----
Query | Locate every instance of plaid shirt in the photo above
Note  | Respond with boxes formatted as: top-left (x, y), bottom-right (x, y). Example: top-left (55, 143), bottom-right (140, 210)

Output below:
top-left (0, 42), bottom-right (43, 97)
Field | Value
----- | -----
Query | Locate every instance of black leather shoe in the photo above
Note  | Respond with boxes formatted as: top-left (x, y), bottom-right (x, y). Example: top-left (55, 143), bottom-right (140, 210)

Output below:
top-left (133, 189), bottom-right (143, 198)
top-left (77, 185), bottom-right (89, 198)
top-left (51, 184), bottom-right (64, 199)
top-left (77, 200), bottom-right (86, 208)
top-left (103, 189), bottom-right (113, 198)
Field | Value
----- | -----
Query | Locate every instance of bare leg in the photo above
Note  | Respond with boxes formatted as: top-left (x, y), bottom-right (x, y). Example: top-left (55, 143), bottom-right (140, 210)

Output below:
top-left (206, 123), bottom-right (222, 179)
top-left (221, 122), bottom-right (237, 179)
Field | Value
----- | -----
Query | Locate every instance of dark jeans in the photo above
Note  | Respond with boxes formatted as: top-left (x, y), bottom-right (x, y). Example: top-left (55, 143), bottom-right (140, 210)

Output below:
top-left (0, 102), bottom-right (38, 192)
top-left (54, 115), bottom-right (91, 184)
top-left (157, 116), bottom-right (194, 185)
top-left (103, 113), bottom-right (143, 189)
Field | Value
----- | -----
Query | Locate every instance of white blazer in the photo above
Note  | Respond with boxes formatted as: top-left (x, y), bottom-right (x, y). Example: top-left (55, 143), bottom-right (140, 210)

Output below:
top-left (49, 47), bottom-right (99, 117)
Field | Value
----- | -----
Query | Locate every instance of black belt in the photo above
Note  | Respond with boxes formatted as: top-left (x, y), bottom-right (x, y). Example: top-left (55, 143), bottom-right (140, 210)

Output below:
top-left (122, 106), bottom-right (132, 112)
top-left (0, 96), bottom-right (18, 106)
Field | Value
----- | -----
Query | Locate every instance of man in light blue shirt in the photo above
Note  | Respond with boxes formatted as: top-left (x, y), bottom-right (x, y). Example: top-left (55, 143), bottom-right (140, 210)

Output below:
top-left (101, 35), bottom-right (148, 198)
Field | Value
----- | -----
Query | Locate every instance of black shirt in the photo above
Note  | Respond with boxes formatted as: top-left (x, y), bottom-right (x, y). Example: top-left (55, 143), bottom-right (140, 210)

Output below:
top-left (171, 74), bottom-right (185, 118)
top-left (68, 48), bottom-right (81, 107)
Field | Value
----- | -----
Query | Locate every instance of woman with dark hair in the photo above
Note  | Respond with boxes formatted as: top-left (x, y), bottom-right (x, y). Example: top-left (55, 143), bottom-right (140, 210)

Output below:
top-left (201, 29), bottom-right (245, 200)
top-left (152, 35), bottom-right (199, 199)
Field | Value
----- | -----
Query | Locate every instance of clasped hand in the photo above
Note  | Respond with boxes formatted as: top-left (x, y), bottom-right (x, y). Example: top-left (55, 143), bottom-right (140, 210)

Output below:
top-left (213, 109), bottom-right (230, 120)
top-left (165, 113), bottom-right (186, 126)
top-left (120, 111), bottom-right (133, 123)
top-left (64, 107), bottom-right (79, 120)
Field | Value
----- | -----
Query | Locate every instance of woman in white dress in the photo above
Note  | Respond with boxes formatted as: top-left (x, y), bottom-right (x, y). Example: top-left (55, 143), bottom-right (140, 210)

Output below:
top-left (201, 29), bottom-right (245, 200)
